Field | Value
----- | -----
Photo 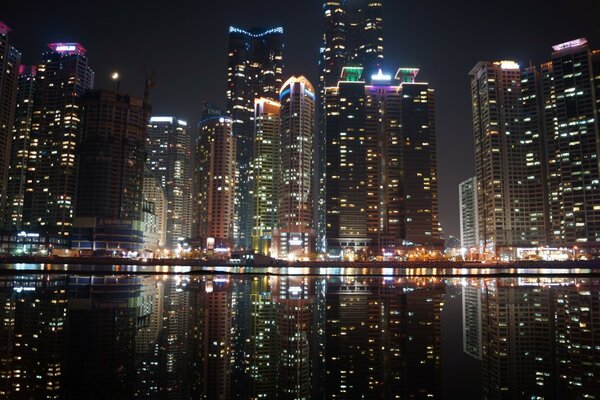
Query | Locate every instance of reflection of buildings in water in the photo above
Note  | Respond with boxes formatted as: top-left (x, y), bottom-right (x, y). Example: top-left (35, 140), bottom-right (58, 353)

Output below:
top-left (477, 278), bottom-right (600, 399)
top-left (135, 276), bottom-right (191, 399)
top-left (191, 276), bottom-right (233, 400)
top-left (554, 280), bottom-right (600, 399)
top-left (272, 276), bottom-right (316, 400)
top-left (325, 278), bottom-right (445, 399)
top-left (135, 276), bottom-right (164, 398)
top-left (462, 282), bottom-right (483, 360)
top-left (231, 277), bottom-right (252, 398)
top-left (247, 276), bottom-right (276, 399)
top-left (158, 277), bottom-right (191, 398)
top-left (480, 279), bottom-right (555, 399)
top-left (136, 277), bottom-right (163, 354)
top-left (0, 275), bottom-right (67, 398)
top-left (66, 276), bottom-right (142, 399)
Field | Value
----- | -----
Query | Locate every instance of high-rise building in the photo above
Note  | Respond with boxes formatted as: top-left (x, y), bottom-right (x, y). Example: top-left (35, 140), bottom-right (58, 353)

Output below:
top-left (26, 43), bottom-right (94, 237)
top-left (274, 76), bottom-right (316, 258)
top-left (143, 171), bottom-right (167, 248)
top-left (325, 67), bottom-right (441, 257)
top-left (545, 39), bottom-right (600, 249)
top-left (72, 90), bottom-right (150, 253)
top-left (227, 26), bottom-right (284, 250)
top-left (4, 65), bottom-right (35, 229)
top-left (320, 0), bottom-right (384, 89)
top-left (470, 61), bottom-right (547, 253)
top-left (399, 73), bottom-right (442, 247)
top-left (0, 22), bottom-right (20, 219)
top-left (194, 104), bottom-right (236, 249)
top-left (251, 98), bottom-right (280, 255)
top-left (146, 117), bottom-right (192, 248)
top-left (459, 177), bottom-right (479, 250)
top-left (318, 1), bottom-right (385, 251)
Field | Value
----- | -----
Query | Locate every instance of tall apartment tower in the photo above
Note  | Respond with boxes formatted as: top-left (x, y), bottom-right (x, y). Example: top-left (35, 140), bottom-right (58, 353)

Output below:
top-left (72, 90), bottom-right (150, 252)
top-left (146, 117), bottom-right (192, 248)
top-left (318, 1), bottom-right (385, 251)
top-left (274, 77), bottom-right (316, 258)
top-left (143, 172), bottom-right (167, 248)
top-left (459, 177), bottom-right (479, 250)
top-left (227, 26), bottom-right (284, 250)
top-left (545, 39), bottom-right (600, 248)
top-left (194, 104), bottom-right (237, 249)
top-left (0, 22), bottom-right (21, 224)
top-left (251, 98), bottom-right (280, 255)
top-left (399, 72), bottom-right (441, 247)
top-left (470, 61), bottom-right (547, 253)
top-left (4, 65), bottom-right (35, 229)
top-left (320, 0), bottom-right (384, 88)
top-left (325, 67), bottom-right (441, 257)
top-left (28, 43), bottom-right (94, 236)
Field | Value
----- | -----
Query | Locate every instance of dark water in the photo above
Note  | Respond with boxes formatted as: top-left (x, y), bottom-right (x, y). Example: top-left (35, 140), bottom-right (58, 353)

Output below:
top-left (0, 266), bottom-right (598, 399)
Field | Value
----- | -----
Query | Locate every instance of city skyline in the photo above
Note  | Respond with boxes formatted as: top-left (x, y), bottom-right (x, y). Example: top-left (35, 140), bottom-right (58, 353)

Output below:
top-left (5, 1), bottom-right (600, 237)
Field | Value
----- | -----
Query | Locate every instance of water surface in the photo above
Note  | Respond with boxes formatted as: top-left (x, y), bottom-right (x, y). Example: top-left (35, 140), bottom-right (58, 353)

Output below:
top-left (0, 264), bottom-right (597, 399)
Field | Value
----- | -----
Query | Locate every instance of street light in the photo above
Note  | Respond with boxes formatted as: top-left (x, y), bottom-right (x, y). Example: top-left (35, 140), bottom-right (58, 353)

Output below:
top-left (111, 72), bottom-right (120, 91)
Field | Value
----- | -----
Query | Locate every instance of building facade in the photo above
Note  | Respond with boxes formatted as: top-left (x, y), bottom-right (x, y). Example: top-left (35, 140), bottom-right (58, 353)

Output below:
top-left (4, 65), bottom-right (35, 230)
top-left (146, 117), bottom-right (192, 249)
top-left (274, 77), bottom-right (316, 258)
top-left (0, 21), bottom-right (20, 219)
top-left (194, 105), bottom-right (237, 250)
top-left (459, 177), bottom-right (479, 250)
top-left (318, 0), bottom-right (385, 251)
top-left (251, 98), bottom-right (280, 255)
top-left (470, 61), bottom-right (547, 253)
top-left (143, 171), bottom-right (167, 249)
top-left (27, 43), bottom-right (94, 238)
top-left (545, 39), bottom-right (600, 249)
top-left (227, 26), bottom-right (284, 250)
top-left (326, 67), bottom-right (441, 257)
top-left (72, 90), bottom-right (149, 253)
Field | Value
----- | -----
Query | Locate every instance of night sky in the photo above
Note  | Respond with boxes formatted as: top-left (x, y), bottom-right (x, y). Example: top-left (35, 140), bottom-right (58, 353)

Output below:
top-left (4, 0), bottom-right (600, 238)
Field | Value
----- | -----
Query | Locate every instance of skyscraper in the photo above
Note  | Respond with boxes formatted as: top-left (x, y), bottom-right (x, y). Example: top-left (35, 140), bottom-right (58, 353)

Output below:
top-left (344, 0), bottom-right (384, 79)
top-left (459, 177), bottom-right (479, 250)
top-left (28, 43), bottom-right (94, 236)
top-left (399, 73), bottom-right (442, 247)
top-left (325, 67), bottom-right (441, 257)
top-left (318, 1), bottom-right (385, 250)
top-left (194, 104), bottom-right (237, 249)
top-left (0, 21), bottom-right (21, 223)
top-left (252, 98), bottom-right (280, 255)
top-left (545, 39), bottom-right (600, 249)
top-left (320, 0), bottom-right (384, 89)
top-left (143, 172), bottom-right (167, 248)
top-left (4, 65), bottom-right (35, 229)
top-left (72, 90), bottom-right (150, 253)
top-left (274, 76), bottom-right (316, 258)
top-left (146, 117), bottom-right (192, 248)
top-left (227, 26), bottom-right (284, 250)
top-left (470, 61), bottom-right (547, 254)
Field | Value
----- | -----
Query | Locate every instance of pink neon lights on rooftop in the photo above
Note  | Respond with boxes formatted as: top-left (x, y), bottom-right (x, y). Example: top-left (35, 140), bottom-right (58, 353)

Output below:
top-left (0, 21), bottom-right (10, 35)
top-left (47, 42), bottom-right (87, 55)
top-left (552, 38), bottom-right (588, 52)
top-left (19, 65), bottom-right (37, 76)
